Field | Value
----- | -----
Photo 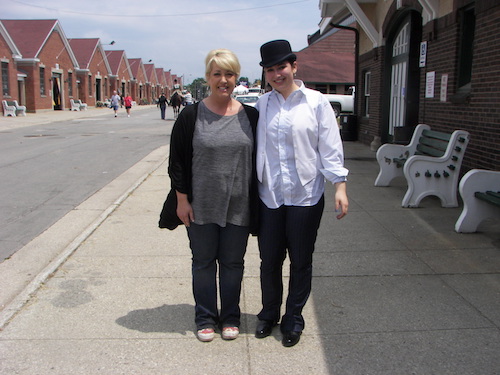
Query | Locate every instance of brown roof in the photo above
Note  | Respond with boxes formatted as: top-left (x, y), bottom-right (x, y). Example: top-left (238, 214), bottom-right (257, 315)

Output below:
top-left (106, 50), bottom-right (126, 75)
top-left (156, 68), bottom-right (165, 85)
top-left (295, 49), bottom-right (354, 84)
top-left (128, 58), bottom-right (142, 77)
top-left (144, 63), bottom-right (156, 81)
top-left (1, 19), bottom-right (58, 58)
top-left (68, 38), bottom-right (99, 69)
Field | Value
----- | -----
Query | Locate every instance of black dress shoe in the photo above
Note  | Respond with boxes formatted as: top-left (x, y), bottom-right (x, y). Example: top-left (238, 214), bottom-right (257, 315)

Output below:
top-left (282, 331), bottom-right (301, 347)
top-left (255, 320), bottom-right (275, 338)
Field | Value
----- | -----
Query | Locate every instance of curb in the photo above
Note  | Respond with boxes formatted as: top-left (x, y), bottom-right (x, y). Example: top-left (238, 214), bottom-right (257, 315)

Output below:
top-left (0, 145), bottom-right (169, 330)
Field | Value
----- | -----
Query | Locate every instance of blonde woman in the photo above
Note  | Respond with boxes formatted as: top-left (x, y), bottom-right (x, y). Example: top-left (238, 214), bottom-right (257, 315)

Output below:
top-left (167, 49), bottom-right (259, 342)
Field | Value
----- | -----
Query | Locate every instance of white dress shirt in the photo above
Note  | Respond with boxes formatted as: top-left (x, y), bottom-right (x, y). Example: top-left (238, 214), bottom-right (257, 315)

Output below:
top-left (255, 80), bottom-right (348, 208)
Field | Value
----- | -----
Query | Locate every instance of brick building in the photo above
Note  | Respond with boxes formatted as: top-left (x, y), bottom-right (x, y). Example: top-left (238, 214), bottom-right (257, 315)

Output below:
top-left (1, 18), bottom-right (180, 113)
top-left (144, 63), bottom-right (158, 104)
top-left (106, 50), bottom-right (133, 100)
top-left (319, 0), bottom-right (500, 171)
top-left (1, 19), bottom-right (79, 112)
top-left (69, 38), bottom-right (113, 106)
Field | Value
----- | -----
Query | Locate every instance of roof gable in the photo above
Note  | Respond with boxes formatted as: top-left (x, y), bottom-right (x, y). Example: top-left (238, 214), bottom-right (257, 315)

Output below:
top-left (144, 63), bottom-right (157, 82)
top-left (106, 50), bottom-right (127, 75)
top-left (1, 19), bottom-right (58, 58)
top-left (68, 38), bottom-right (99, 69)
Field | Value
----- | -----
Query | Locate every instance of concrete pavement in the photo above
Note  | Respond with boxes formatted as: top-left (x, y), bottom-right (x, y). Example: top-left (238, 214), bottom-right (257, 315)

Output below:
top-left (0, 107), bottom-right (499, 374)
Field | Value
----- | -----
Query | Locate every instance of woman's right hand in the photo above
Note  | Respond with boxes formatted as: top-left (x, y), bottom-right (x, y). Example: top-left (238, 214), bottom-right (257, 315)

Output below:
top-left (176, 192), bottom-right (194, 227)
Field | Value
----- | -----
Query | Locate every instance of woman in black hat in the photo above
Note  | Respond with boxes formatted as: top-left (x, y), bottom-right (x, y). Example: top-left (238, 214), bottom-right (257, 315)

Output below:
top-left (254, 39), bottom-right (349, 347)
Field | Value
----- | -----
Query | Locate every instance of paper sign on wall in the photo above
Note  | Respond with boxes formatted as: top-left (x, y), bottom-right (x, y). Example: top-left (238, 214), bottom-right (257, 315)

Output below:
top-left (440, 74), bottom-right (448, 102)
top-left (425, 71), bottom-right (435, 98)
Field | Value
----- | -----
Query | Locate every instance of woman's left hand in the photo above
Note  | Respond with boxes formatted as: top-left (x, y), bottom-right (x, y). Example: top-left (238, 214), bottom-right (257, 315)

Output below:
top-left (334, 181), bottom-right (348, 219)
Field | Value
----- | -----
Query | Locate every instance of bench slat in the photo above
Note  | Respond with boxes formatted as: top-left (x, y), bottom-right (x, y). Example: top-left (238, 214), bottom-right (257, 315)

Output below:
top-left (422, 129), bottom-right (452, 142)
top-left (416, 143), bottom-right (446, 157)
top-left (474, 191), bottom-right (500, 207)
top-left (486, 191), bottom-right (500, 199)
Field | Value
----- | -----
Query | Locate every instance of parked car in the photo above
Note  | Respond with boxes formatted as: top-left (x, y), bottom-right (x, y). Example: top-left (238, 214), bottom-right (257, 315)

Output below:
top-left (235, 95), bottom-right (259, 107)
top-left (323, 86), bottom-right (355, 117)
top-left (247, 87), bottom-right (264, 96)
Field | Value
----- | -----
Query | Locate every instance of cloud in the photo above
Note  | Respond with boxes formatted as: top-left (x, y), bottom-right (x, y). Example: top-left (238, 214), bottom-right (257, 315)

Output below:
top-left (5, 0), bottom-right (321, 82)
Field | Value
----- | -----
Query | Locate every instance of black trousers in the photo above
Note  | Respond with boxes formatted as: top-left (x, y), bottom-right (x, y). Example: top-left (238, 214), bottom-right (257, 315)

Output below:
top-left (257, 196), bottom-right (324, 333)
top-left (187, 223), bottom-right (249, 330)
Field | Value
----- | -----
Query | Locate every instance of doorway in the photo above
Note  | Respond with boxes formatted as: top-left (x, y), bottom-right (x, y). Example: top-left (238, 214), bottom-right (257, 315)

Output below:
top-left (52, 74), bottom-right (62, 110)
top-left (383, 11), bottom-right (422, 143)
top-left (95, 78), bottom-right (102, 101)
top-left (17, 79), bottom-right (26, 106)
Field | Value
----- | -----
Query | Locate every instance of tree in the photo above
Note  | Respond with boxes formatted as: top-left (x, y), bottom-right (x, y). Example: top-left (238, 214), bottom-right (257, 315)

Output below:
top-left (239, 77), bottom-right (249, 86)
top-left (187, 78), bottom-right (207, 101)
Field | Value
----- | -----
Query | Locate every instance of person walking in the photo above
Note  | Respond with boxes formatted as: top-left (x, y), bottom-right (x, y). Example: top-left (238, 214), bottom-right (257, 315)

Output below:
top-left (254, 40), bottom-right (349, 347)
top-left (165, 48), bottom-right (259, 342)
top-left (184, 90), bottom-right (193, 105)
top-left (123, 93), bottom-right (133, 117)
top-left (158, 92), bottom-right (168, 120)
top-left (110, 90), bottom-right (121, 117)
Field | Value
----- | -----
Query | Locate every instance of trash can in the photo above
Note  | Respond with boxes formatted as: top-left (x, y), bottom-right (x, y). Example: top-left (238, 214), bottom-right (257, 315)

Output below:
top-left (340, 114), bottom-right (357, 141)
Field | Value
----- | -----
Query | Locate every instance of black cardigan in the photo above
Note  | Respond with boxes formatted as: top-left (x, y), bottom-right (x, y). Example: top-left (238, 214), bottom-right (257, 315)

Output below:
top-left (159, 102), bottom-right (260, 235)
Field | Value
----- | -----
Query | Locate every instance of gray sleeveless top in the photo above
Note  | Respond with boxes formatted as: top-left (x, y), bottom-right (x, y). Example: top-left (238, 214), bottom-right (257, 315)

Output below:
top-left (191, 101), bottom-right (253, 227)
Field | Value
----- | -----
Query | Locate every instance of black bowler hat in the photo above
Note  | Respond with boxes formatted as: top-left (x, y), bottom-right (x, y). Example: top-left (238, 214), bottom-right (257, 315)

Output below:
top-left (259, 40), bottom-right (297, 67)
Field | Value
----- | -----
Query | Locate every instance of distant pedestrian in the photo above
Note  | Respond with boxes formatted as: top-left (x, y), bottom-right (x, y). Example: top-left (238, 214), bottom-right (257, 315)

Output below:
top-left (123, 93), bottom-right (133, 117)
top-left (184, 90), bottom-right (193, 105)
top-left (157, 93), bottom-right (168, 120)
top-left (110, 90), bottom-right (121, 117)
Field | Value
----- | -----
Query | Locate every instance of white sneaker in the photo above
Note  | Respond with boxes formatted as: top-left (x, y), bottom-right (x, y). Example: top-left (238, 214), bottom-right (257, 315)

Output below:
top-left (197, 328), bottom-right (215, 342)
top-left (222, 326), bottom-right (239, 340)
top-left (114, 114), bottom-right (117, 117)
top-left (127, 115), bottom-right (130, 117)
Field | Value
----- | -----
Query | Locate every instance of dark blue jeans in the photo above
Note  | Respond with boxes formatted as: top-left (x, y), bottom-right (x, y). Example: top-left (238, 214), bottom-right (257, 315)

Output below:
top-left (257, 196), bottom-right (324, 333)
top-left (160, 105), bottom-right (166, 119)
top-left (187, 223), bottom-right (249, 330)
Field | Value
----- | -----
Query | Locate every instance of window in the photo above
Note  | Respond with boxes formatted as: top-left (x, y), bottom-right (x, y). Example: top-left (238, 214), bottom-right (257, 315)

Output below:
top-left (39, 67), bottom-right (46, 95)
top-left (315, 84), bottom-right (327, 94)
top-left (457, 4), bottom-right (475, 91)
top-left (68, 72), bottom-right (73, 97)
top-left (364, 71), bottom-right (371, 117)
top-left (88, 75), bottom-right (92, 96)
top-left (1, 62), bottom-right (9, 96)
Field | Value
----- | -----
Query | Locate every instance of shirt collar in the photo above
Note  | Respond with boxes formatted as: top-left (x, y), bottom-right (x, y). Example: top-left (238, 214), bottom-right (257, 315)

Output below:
top-left (270, 79), bottom-right (306, 100)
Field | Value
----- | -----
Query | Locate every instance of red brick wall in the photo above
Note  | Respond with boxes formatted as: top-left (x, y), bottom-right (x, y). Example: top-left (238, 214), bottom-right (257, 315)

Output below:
top-left (358, 47), bottom-right (385, 145)
top-left (418, 3), bottom-right (500, 171)
top-left (358, 1), bottom-right (499, 171)
top-left (0, 36), bottom-right (19, 103)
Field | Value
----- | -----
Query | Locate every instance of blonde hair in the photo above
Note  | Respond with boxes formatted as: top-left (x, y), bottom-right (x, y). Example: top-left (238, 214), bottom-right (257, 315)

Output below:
top-left (205, 49), bottom-right (241, 79)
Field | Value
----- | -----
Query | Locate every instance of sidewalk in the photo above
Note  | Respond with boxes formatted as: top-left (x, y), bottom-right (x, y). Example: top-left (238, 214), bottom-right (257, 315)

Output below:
top-left (0, 117), bottom-right (499, 373)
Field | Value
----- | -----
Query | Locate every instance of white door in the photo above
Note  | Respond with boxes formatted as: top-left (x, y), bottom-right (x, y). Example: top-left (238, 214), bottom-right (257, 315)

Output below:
top-left (389, 21), bottom-right (410, 136)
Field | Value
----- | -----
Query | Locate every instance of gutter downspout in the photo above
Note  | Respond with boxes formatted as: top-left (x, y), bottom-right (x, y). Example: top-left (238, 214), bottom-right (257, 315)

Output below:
top-left (328, 21), bottom-right (359, 117)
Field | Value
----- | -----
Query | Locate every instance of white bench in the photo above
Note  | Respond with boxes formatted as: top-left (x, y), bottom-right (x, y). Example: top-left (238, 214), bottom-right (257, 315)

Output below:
top-left (2, 100), bottom-right (26, 116)
top-left (455, 169), bottom-right (500, 233)
top-left (374, 124), bottom-right (470, 207)
top-left (70, 99), bottom-right (88, 111)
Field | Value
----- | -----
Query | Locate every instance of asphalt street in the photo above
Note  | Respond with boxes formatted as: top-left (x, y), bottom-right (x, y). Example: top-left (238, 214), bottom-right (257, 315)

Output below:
top-left (0, 105), bottom-right (171, 261)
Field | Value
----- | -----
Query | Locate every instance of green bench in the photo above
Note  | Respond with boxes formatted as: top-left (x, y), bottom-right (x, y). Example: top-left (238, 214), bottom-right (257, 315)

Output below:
top-left (455, 170), bottom-right (500, 232)
top-left (375, 124), bottom-right (470, 207)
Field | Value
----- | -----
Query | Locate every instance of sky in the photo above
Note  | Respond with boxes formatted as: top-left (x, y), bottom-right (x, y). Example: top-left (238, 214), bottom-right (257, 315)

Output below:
top-left (3, 0), bottom-right (324, 85)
